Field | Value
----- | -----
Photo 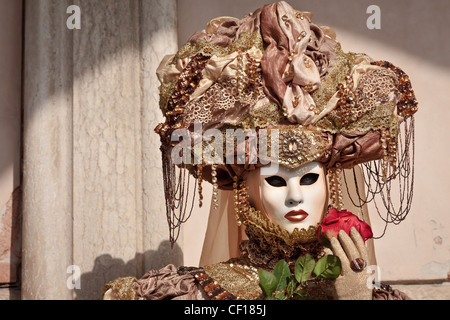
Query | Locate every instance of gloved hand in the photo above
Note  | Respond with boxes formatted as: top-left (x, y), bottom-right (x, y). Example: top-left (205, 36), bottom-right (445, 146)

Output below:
top-left (326, 227), bottom-right (372, 300)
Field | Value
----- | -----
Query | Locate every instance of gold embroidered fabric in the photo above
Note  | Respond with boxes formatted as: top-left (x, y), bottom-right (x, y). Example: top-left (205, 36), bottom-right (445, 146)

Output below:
top-left (203, 257), bottom-right (263, 300)
top-left (184, 76), bottom-right (267, 128)
top-left (192, 271), bottom-right (237, 300)
top-left (259, 125), bottom-right (328, 169)
top-left (316, 101), bottom-right (398, 135)
top-left (238, 100), bottom-right (283, 130)
top-left (159, 79), bottom-right (177, 113)
top-left (355, 68), bottom-right (398, 115)
top-left (372, 60), bottom-right (418, 117)
top-left (102, 277), bottom-right (139, 300)
top-left (310, 44), bottom-right (401, 135)
top-left (174, 31), bottom-right (264, 62)
top-left (310, 44), bottom-right (357, 115)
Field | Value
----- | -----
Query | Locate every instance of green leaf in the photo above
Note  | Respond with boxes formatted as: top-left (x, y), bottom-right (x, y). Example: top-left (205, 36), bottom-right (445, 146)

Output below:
top-left (274, 292), bottom-right (285, 300)
top-left (294, 254), bottom-right (315, 284)
top-left (272, 260), bottom-right (291, 299)
top-left (273, 260), bottom-right (291, 290)
top-left (313, 255), bottom-right (342, 280)
top-left (294, 290), bottom-right (310, 300)
top-left (286, 279), bottom-right (297, 299)
top-left (259, 260), bottom-right (297, 300)
top-left (258, 268), bottom-right (278, 298)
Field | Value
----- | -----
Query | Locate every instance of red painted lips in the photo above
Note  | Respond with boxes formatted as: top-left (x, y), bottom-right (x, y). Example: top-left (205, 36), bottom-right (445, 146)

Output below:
top-left (284, 210), bottom-right (309, 223)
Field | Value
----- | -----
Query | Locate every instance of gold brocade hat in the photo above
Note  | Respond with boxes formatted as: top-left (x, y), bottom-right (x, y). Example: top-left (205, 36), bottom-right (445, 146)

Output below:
top-left (154, 1), bottom-right (418, 244)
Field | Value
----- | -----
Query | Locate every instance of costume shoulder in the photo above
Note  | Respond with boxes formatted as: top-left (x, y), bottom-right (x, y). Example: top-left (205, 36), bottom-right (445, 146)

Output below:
top-left (102, 264), bottom-right (206, 300)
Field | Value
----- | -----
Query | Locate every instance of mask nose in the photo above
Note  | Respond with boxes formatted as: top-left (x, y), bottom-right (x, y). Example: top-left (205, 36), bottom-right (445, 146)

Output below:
top-left (285, 179), bottom-right (303, 207)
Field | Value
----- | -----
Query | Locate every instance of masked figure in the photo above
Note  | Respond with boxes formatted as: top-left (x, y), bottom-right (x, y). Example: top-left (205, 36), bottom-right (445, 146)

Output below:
top-left (103, 1), bottom-right (417, 300)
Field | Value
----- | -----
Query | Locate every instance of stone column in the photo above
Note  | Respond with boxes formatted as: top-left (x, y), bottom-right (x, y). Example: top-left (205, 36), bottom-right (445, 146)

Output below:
top-left (22, 0), bottom-right (179, 300)
top-left (139, 0), bottom-right (181, 272)
top-left (71, 0), bottom-right (144, 300)
top-left (22, 0), bottom-right (74, 300)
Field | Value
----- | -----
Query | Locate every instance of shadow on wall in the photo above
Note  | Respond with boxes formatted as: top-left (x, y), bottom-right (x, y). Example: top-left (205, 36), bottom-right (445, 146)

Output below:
top-left (74, 241), bottom-right (183, 300)
top-left (0, 187), bottom-right (21, 284)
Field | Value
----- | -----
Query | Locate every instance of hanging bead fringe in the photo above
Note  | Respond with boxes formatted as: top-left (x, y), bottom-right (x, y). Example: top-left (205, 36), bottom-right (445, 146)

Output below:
top-left (328, 163), bottom-right (344, 210)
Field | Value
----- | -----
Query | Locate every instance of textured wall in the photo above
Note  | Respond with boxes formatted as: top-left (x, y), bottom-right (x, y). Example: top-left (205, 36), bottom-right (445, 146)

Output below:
top-left (0, 0), bottom-right (22, 284)
top-left (22, 0), bottom-right (179, 299)
top-left (22, 0), bottom-right (74, 299)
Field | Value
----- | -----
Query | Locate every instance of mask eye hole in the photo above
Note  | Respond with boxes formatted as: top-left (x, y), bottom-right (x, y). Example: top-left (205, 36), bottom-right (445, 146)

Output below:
top-left (265, 176), bottom-right (287, 187)
top-left (300, 173), bottom-right (319, 186)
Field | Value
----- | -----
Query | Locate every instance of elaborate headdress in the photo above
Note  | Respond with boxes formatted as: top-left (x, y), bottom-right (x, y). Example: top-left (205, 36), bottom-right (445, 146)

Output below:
top-left (155, 1), bottom-right (418, 244)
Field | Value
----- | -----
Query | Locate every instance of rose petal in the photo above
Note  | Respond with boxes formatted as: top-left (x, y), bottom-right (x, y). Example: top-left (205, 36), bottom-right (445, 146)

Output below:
top-left (318, 208), bottom-right (373, 246)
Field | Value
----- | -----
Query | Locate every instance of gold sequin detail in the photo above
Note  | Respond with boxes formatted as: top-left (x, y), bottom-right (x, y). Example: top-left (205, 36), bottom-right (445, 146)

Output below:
top-left (372, 60), bottom-right (418, 117)
top-left (238, 101), bottom-right (283, 130)
top-left (316, 101), bottom-right (398, 135)
top-left (204, 258), bottom-right (263, 300)
top-left (355, 68), bottom-right (398, 116)
top-left (173, 31), bottom-right (264, 62)
top-left (102, 277), bottom-right (139, 300)
top-left (310, 44), bottom-right (358, 114)
top-left (259, 125), bottom-right (328, 169)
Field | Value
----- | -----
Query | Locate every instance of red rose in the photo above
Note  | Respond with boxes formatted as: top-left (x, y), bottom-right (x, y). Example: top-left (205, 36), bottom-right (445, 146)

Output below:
top-left (317, 208), bottom-right (373, 246)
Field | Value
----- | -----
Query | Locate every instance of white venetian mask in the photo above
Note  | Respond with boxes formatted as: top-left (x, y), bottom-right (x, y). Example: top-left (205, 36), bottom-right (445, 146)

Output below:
top-left (247, 161), bottom-right (328, 233)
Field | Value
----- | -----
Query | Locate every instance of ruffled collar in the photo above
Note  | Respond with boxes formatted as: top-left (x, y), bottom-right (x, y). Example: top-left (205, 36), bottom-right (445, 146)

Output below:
top-left (239, 207), bottom-right (325, 270)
